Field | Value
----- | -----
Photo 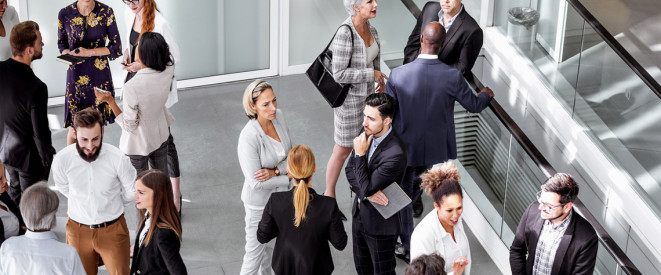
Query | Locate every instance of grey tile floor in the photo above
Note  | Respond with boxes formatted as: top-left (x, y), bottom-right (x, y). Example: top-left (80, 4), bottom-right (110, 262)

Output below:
top-left (46, 74), bottom-right (499, 274)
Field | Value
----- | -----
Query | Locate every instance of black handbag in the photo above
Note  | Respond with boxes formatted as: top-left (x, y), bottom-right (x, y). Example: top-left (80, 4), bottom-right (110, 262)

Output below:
top-left (306, 24), bottom-right (354, 108)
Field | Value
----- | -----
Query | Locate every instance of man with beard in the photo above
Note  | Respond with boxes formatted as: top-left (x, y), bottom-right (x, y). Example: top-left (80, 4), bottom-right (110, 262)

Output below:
top-left (0, 21), bottom-right (55, 206)
top-left (51, 107), bottom-right (136, 275)
top-left (510, 173), bottom-right (598, 275)
top-left (346, 93), bottom-right (408, 275)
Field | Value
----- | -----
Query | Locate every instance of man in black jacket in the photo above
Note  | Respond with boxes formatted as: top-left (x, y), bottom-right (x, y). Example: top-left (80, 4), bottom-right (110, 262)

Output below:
top-left (510, 173), bottom-right (598, 275)
top-left (346, 93), bottom-right (408, 275)
top-left (0, 21), bottom-right (55, 206)
top-left (403, 0), bottom-right (483, 76)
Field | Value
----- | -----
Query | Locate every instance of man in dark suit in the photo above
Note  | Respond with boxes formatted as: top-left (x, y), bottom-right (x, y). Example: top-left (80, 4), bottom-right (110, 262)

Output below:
top-left (403, 0), bottom-right (483, 76)
top-left (346, 93), bottom-right (408, 275)
top-left (510, 173), bottom-right (598, 275)
top-left (0, 21), bottom-right (55, 206)
top-left (387, 21), bottom-right (493, 262)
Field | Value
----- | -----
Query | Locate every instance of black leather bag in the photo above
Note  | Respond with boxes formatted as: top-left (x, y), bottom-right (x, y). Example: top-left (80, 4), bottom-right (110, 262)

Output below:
top-left (306, 24), bottom-right (354, 108)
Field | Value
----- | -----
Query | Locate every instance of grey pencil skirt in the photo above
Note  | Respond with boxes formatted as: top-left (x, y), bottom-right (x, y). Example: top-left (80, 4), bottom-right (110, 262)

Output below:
top-left (333, 91), bottom-right (373, 147)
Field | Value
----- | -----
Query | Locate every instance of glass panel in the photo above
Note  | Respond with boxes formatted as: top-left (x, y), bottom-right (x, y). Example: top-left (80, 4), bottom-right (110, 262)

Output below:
top-left (29, 0), bottom-right (272, 97)
top-left (572, 17), bottom-right (661, 216)
top-left (594, 243), bottom-right (617, 275)
top-left (288, 0), bottom-right (347, 66)
top-left (454, 103), bottom-right (511, 237)
top-left (501, 139), bottom-right (546, 246)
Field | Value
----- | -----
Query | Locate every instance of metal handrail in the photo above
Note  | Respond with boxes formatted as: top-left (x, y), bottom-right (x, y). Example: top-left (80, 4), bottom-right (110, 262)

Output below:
top-left (469, 75), bottom-right (642, 275)
top-left (566, 0), bottom-right (661, 100)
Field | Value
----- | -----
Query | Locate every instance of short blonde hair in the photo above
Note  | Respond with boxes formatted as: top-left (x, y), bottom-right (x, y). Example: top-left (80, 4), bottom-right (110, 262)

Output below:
top-left (343, 0), bottom-right (362, 15)
top-left (242, 79), bottom-right (273, 119)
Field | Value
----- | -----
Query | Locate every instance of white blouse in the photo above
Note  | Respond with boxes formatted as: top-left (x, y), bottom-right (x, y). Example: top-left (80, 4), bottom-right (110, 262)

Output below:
top-left (365, 41), bottom-right (379, 69)
top-left (410, 208), bottom-right (472, 275)
top-left (0, 6), bottom-right (20, 61)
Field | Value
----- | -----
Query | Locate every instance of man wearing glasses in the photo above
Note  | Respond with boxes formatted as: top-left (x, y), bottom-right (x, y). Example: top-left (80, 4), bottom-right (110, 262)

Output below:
top-left (510, 173), bottom-right (598, 275)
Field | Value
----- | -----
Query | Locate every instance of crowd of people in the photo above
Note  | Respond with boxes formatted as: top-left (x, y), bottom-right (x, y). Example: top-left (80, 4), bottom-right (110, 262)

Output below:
top-left (0, 0), bottom-right (600, 275)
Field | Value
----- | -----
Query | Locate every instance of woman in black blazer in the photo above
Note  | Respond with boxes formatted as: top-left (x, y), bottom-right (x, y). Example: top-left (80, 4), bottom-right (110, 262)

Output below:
top-left (257, 145), bottom-right (348, 275)
top-left (131, 170), bottom-right (186, 275)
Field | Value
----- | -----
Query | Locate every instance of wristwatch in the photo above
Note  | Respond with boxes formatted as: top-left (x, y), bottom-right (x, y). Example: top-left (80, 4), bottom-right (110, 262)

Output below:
top-left (274, 167), bottom-right (280, 176)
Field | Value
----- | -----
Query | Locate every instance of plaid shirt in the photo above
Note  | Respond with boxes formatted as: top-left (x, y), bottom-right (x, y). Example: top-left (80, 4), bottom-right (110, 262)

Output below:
top-left (532, 211), bottom-right (573, 275)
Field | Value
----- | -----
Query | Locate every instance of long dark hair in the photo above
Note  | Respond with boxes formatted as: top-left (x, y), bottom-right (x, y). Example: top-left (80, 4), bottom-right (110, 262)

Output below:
top-left (136, 169), bottom-right (182, 245)
top-left (137, 32), bottom-right (174, 72)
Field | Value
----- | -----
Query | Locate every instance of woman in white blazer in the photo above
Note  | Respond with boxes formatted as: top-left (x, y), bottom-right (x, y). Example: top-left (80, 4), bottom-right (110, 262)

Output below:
top-left (0, 3), bottom-right (20, 60)
top-left (237, 79), bottom-right (292, 275)
top-left (410, 162), bottom-right (470, 275)
top-left (95, 32), bottom-right (173, 176)
top-left (123, 0), bottom-right (183, 211)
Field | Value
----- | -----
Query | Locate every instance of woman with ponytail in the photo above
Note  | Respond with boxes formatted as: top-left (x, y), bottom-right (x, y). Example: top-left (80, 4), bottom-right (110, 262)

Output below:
top-left (122, 0), bottom-right (183, 213)
top-left (131, 169), bottom-right (186, 275)
top-left (257, 145), bottom-right (347, 275)
top-left (410, 161), bottom-right (470, 275)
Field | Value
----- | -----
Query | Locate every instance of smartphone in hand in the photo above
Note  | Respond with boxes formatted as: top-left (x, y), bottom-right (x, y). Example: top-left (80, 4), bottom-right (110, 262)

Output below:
top-left (95, 87), bottom-right (108, 94)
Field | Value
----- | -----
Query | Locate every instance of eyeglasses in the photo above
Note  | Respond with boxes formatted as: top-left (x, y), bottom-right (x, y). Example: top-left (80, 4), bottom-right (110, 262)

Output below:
top-left (536, 191), bottom-right (565, 212)
top-left (122, 0), bottom-right (139, 5)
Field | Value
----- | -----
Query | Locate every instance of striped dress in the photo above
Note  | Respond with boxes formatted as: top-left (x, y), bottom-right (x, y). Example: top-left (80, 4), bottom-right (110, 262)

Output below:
top-left (330, 17), bottom-right (381, 147)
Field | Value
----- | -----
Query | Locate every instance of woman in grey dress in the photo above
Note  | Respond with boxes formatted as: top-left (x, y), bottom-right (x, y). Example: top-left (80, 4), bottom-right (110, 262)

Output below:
top-left (325, 0), bottom-right (388, 198)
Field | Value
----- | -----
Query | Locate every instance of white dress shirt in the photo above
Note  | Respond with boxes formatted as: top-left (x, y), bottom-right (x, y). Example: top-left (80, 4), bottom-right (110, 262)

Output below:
top-left (0, 6), bottom-right (20, 61)
top-left (0, 200), bottom-right (19, 239)
top-left (410, 208), bottom-right (472, 275)
top-left (52, 143), bottom-right (136, 225)
top-left (0, 231), bottom-right (86, 275)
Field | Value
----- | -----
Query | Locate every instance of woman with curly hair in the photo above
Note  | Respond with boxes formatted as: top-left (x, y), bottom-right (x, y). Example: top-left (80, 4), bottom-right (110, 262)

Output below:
top-left (410, 161), bottom-right (470, 275)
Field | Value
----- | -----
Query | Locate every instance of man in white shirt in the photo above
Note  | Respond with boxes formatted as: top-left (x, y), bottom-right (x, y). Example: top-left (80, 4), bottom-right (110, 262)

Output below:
top-left (0, 183), bottom-right (86, 274)
top-left (52, 107), bottom-right (137, 275)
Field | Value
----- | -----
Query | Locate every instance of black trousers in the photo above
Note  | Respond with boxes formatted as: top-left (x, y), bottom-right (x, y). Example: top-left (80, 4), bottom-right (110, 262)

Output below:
top-left (5, 163), bottom-right (49, 206)
top-left (352, 217), bottom-right (398, 275)
top-left (127, 140), bottom-right (169, 175)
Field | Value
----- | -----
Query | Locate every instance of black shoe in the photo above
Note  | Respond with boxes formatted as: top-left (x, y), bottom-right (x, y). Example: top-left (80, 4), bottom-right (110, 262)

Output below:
top-left (394, 242), bottom-right (410, 263)
top-left (413, 197), bottom-right (424, 218)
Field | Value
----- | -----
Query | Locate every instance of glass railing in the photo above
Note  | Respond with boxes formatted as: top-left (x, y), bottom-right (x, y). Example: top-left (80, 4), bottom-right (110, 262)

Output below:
top-left (391, 1), bottom-right (642, 273)
top-left (454, 74), bottom-right (641, 274)
top-left (493, 0), bottom-right (661, 221)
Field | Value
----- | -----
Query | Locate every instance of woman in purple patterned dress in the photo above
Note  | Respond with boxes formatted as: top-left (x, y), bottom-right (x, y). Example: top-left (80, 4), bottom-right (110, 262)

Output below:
top-left (58, 0), bottom-right (122, 145)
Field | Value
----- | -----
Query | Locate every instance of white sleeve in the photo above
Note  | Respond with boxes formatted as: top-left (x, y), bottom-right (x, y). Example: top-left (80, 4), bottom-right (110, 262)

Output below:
top-left (51, 153), bottom-right (70, 198)
top-left (117, 154), bottom-right (137, 204)
top-left (410, 222), bottom-right (439, 261)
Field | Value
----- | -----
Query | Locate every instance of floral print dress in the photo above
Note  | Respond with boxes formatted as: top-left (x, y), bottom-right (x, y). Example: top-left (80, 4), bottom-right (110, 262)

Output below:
top-left (58, 1), bottom-right (122, 127)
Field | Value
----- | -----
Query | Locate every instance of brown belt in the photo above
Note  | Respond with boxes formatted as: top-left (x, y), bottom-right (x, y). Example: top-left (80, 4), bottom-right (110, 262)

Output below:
top-left (71, 214), bottom-right (123, 229)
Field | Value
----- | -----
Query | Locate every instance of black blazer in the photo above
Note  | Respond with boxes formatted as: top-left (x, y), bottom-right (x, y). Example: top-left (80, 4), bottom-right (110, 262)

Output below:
top-left (0, 192), bottom-right (25, 246)
top-left (345, 129), bottom-right (408, 236)
top-left (0, 59), bottom-right (55, 172)
top-left (403, 2), bottom-right (483, 75)
top-left (385, 58), bottom-right (491, 167)
top-left (130, 220), bottom-right (187, 275)
top-left (257, 188), bottom-right (347, 275)
top-left (510, 202), bottom-right (599, 275)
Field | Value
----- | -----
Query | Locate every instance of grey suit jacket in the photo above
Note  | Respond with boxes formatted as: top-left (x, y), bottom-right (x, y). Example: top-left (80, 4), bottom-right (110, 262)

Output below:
top-left (331, 17), bottom-right (380, 96)
top-left (237, 109), bottom-right (293, 207)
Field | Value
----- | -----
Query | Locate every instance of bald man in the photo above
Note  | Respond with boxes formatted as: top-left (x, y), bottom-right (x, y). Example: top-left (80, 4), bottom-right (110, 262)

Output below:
top-left (386, 22), bottom-right (493, 262)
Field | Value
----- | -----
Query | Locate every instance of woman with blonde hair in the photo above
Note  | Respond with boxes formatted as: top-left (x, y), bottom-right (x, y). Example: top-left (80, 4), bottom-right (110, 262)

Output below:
top-left (410, 161), bottom-right (470, 275)
top-left (257, 145), bottom-right (347, 275)
top-left (238, 79), bottom-right (293, 275)
top-left (131, 169), bottom-right (187, 274)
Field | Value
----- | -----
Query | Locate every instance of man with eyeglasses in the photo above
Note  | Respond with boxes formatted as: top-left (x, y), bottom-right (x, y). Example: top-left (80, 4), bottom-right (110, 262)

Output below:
top-left (510, 173), bottom-right (598, 275)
